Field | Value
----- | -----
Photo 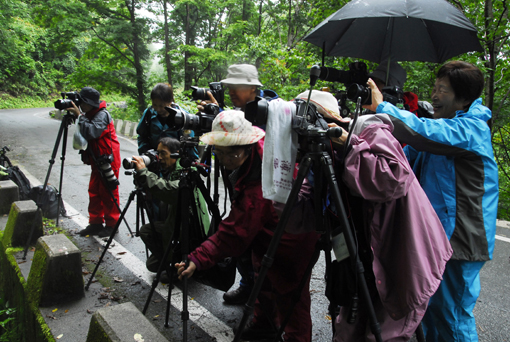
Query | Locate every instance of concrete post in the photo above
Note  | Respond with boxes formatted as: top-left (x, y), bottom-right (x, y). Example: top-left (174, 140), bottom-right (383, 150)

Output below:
top-left (86, 302), bottom-right (167, 342)
top-left (2, 200), bottom-right (42, 248)
top-left (27, 235), bottom-right (84, 307)
top-left (0, 179), bottom-right (19, 215)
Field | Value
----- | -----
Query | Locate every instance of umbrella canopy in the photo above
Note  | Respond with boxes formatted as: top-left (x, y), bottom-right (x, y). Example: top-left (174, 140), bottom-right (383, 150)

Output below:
top-left (304, 0), bottom-right (483, 63)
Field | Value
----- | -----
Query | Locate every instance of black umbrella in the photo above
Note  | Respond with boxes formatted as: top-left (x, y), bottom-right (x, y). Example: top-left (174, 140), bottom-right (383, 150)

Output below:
top-left (304, 0), bottom-right (483, 64)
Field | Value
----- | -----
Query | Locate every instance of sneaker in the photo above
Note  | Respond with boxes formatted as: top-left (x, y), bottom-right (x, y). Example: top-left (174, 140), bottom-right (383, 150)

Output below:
top-left (79, 223), bottom-right (104, 236)
top-left (98, 226), bottom-right (116, 238)
top-left (223, 285), bottom-right (251, 305)
top-left (239, 320), bottom-right (278, 341)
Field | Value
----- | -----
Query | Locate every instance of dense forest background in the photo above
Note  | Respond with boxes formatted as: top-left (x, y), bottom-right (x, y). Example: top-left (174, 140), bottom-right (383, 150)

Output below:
top-left (0, 0), bottom-right (509, 219)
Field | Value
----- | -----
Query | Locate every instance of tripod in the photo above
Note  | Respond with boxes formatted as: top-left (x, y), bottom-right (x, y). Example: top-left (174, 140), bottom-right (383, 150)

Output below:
top-left (233, 128), bottom-right (383, 342)
top-left (84, 180), bottom-right (151, 290)
top-left (141, 138), bottom-right (221, 341)
top-left (23, 112), bottom-right (74, 259)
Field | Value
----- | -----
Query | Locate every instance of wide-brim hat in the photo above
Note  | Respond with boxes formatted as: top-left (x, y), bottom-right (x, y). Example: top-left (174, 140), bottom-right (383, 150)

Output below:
top-left (296, 90), bottom-right (350, 123)
top-left (200, 110), bottom-right (265, 146)
top-left (79, 87), bottom-right (101, 108)
top-left (220, 64), bottom-right (263, 87)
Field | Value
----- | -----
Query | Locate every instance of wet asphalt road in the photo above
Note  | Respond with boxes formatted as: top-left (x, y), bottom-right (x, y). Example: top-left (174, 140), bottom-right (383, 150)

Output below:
top-left (1, 108), bottom-right (509, 341)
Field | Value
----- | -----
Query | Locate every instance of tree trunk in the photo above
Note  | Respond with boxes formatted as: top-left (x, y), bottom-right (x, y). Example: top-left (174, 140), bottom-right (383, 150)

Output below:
top-left (128, 0), bottom-right (146, 114)
top-left (163, 0), bottom-right (173, 85)
top-left (484, 0), bottom-right (495, 131)
top-left (258, 0), bottom-right (263, 36)
top-left (184, 3), bottom-right (192, 90)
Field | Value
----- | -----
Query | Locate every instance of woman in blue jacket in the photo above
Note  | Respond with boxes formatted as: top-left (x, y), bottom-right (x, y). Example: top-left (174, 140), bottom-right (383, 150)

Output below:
top-left (364, 61), bottom-right (499, 342)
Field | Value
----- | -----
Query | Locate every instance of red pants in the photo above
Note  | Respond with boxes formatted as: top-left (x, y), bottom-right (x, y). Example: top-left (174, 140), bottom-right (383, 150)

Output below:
top-left (88, 168), bottom-right (120, 227)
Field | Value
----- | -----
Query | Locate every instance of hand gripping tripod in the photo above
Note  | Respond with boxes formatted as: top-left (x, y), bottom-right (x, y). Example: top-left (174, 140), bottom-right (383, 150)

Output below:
top-left (141, 137), bottom-right (221, 340)
top-left (232, 126), bottom-right (383, 341)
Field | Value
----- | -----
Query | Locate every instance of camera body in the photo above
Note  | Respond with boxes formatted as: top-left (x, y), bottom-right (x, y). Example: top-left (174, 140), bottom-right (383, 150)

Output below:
top-left (54, 91), bottom-right (82, 110)
top-left (245, 97), bottom-right (331, 136)
top-left (165, 105), bottom-right (220, 135)
top-left (123, 149), bottom-right (159, 170)
top-left (191, 82), bottom-right (225, 109)
top-left (95, 154), bottom-right (119, 190)
top-left (347, 84), bottom-right (404, 107)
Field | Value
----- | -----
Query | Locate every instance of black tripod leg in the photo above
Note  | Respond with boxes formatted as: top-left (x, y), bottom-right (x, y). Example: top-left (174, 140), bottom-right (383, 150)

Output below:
top-left (233, 156), bottom-right (312, 342)
top-left (320, 154), bottom-right (382, 342)
top-left (85, 190), bottom-right (136, 290)
top-left (23, 115), bottom-right (70, 259)
top-left (55, 122), bottom-right (70, 226)
top-left (415, 322), bottom-right (425, 342)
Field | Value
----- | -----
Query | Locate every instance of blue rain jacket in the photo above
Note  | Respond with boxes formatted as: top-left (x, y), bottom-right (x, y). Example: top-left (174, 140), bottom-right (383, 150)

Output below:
top-left (376, 98), bottom-right (499, 261)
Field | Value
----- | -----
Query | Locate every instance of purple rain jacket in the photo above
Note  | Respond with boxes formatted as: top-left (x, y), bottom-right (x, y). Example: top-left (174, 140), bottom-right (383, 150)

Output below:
top-left (342, 120), bottom-right (453, 320)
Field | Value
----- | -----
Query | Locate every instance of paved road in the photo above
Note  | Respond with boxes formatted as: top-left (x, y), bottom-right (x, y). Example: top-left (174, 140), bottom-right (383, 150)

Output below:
top-left (1, 108), bottom-right (509, 341)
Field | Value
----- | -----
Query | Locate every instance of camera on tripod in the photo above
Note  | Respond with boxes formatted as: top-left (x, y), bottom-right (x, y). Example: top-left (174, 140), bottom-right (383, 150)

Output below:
top-left (54, 91), bottom-right (82, 110)
top-left (245, 97), bottom-right (343, 139)
top-left (346, 84), bottom-right (404, 107)
top-left (191, 82), bottom-right (225, 109)
top-left (165, 105), bottom-right (220, 135)
top-left (122, 149), bottom-right (159, 170)
top-left (96, 154), bottom-right (120, 190)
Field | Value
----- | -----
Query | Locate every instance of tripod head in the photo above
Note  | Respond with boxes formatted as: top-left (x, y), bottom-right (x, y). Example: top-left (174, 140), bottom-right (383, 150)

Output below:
top-left (171, 136), bottom-right (210, 177)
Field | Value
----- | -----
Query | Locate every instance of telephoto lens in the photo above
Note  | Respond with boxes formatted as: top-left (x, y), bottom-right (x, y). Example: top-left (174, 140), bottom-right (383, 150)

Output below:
top-left (122, 155), bottom-right (153, 170)
top-left (96, 155), bottom-right (119, 189)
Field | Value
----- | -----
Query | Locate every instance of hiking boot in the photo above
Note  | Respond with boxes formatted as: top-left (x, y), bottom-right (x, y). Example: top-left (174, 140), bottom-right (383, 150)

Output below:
top-left (239, 320), bottom-right (278, 341)
top-left (79, 223), bottom-right (104, 236)
top-left (223, 285), bottom-right (251, 305)
top-left (98, 226), bottom-right (116, 238)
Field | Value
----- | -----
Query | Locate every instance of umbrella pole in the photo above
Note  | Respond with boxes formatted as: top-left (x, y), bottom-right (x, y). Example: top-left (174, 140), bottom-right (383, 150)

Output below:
top-left (322, 41), bottom-right (326, 66)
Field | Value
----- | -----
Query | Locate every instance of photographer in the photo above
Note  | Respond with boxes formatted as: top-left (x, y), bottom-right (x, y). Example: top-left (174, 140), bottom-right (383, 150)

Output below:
top-left (67, 87), bottom-right (121, 238)
top-left (198, 64), bottom-right (278, 305)
top-left (137, 83), bottom-right (193, 154)
top-left (369, 61), bottom-right (433, 118)
top-left (364, 60), bottom-right (499, 342)
top-left (175, 111), bottom-right (319, 342)
top-left (198, 64), bottom-right (278, 113)
top-left (327, 116), bottom-right (451, 341)
top-left (132, 137), bottom-right (210, 281)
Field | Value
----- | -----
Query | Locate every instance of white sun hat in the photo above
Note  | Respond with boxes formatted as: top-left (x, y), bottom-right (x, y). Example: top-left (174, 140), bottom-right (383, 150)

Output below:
top-left (220, 64), bottom-right (263, 87)
top-left (200, 110), bottom-right (265, 146)
top-left (296, 90), bottom-right (350, 123)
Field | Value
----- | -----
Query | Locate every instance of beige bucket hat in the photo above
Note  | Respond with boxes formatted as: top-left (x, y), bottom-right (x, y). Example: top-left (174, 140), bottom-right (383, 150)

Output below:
top-left (220, 64), bottom-right (263, 87)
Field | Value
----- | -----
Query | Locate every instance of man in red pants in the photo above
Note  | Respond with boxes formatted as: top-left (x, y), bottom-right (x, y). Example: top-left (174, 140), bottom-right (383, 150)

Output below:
top-left (68, 87), bottom-right (121, 238)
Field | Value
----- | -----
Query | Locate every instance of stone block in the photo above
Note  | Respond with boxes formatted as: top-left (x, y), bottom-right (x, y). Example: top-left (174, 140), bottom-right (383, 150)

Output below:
top-left (2, 200), bottom-right (42, 248)
top-left (0, 179), bottom-right (19, 215)
top-left (127, 121), bottom-right (136, 137)
top-left (27, 235), bottom-right (84, 307)
top-left (53, 109), bottom-right (63, 120)
top-left (115, 119), bottom-right (123, 133)
top-left (86, 302), bottom-right (167, 342)
top-left (122, 121), bottom-right (132, 136)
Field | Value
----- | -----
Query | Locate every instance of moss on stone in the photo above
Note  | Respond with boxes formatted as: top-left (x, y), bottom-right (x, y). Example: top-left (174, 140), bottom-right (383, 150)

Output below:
top-left (26, 245), bottom-right (47, 305)
top-left (1, 207), bottom-right (18, 247)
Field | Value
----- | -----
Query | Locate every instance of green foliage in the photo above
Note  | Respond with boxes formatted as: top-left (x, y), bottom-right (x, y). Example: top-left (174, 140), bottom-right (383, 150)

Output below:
top-left (0, 297), bottom-right (18, 342)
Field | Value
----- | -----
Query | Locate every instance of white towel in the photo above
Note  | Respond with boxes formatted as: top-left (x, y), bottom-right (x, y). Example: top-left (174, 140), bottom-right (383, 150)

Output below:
top-left (262, 99), bottom-right (298, 203)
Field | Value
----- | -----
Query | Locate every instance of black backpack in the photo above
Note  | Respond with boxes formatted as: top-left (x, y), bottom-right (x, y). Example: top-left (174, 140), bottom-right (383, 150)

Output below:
top-left (2, 166), bottom-right (32, 201)
top-left (29, 185), bottom-right (67, 219)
